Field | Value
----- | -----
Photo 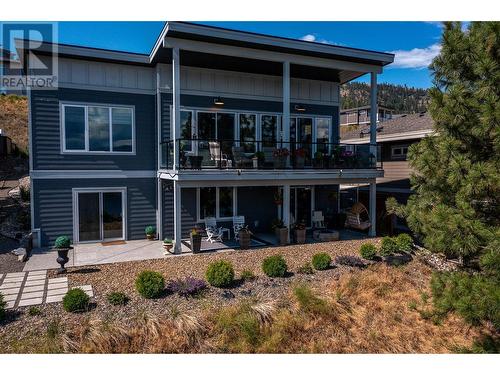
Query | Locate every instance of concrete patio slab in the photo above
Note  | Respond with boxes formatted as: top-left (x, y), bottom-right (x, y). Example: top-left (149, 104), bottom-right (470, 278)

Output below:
top-left (0, 282), bottom-right (22, 289)
top-left (0, 287), bottom-right (20, 295)
top-left (23, 285), bottom-right (45, 293)
top-left (29, 270), bottom-right (47, 276)
top-left (21, 291), bottom-right (44, 299)
top-left (3, 293), bottom-right (18, 302)
top-left (48, 277), bottom-right (68, 285)
top-left (45, 295), bottom-right (64, 303)
top-left (3, 276), bottom-right (24, 283)
top-left (18, 297), bottom-right (43, 307)
top-left (25, 279), bottom-right (46, 287)
top-left (5, 272), bottom-right (26, 277)
top-left (46, 287), bottom-right (68, 296)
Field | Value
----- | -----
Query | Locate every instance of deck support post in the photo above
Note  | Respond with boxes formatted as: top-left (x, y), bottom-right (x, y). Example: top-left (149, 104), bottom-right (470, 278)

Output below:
top-left (173, 180), bottom-right (182, 253)
top-left (282, 61), bottom-right (290, 166)
top-left (370, 72), bottom-right (378, 165)
top-left (282, 184), bottom-right (291, 243)
top-left (172, 47), bottom-right (181, 169)
top-left (369, 181), bottom-right (376, 237)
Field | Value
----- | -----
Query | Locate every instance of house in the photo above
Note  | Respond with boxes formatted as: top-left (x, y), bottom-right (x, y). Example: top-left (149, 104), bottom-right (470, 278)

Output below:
top-left (0, 48), bottom-right (25, 95)
top-left (341, 111), bottom-right (434, 231)
top-left (19, 22), bottom-right (394, 252)
top-left (340, 105), bottom-right (394, 126)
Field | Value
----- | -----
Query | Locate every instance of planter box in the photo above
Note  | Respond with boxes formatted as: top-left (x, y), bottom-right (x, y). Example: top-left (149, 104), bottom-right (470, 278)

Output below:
top-left (294, 229), bottom-right (306, 244)
top-left (190, 233), bottom-right (202, 253)
top-left (275, 227), bottom-right (288, 245)
top-left (239, 232), bottom-right (251, 249)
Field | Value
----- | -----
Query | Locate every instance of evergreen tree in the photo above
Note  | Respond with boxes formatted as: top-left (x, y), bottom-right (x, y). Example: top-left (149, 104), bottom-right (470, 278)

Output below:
top-left (406, 22), bottom-right (500, 261)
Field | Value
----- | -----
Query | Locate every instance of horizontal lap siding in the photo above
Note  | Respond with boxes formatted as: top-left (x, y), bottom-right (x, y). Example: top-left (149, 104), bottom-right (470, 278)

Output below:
top-left (31, 88), bottom-right (156, 170)
top-left (33, 178), bottom-right (156, 246)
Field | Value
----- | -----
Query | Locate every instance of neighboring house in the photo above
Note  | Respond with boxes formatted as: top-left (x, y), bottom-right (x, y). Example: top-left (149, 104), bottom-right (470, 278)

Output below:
top-left (341, 112), bottom-right (435, 231)
top-left (340, 105), bottom-right (394, 126)
top-left (19, 22), bottom-right (394, 251)
top-left (0, 48), bottom-right (25, 95)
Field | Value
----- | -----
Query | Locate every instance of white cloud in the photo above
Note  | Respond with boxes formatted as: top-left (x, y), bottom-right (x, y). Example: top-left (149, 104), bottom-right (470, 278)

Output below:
top-left (299, 34), bottom-right (338, 45)
top-left (389, 44), bottom-right (441, 69)
top-left (300, 34), bottom-right (316, 42)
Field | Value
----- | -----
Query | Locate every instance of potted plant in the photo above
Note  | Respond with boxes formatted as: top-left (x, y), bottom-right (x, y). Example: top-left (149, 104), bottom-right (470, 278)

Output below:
top-left (273, 148), bottom-right (289, 169)
top-left (313, 151), bottom-right (324, 169)
top-left (238, 226), bottom-right (252, 250)
top-left (53, 235), bottom-right (71, 274)
top-left (163, 238), bottom-right (174, 253)
top-left (145, 225), bottom-right (156, 240)
top-left (254, 151), bottom-right (265, 168)
top-left (190, 227), bottom-right (202, 253)
top-left (294, 148), bottom-right (307, 168)
top-left (271, 219), bottom-right (288, 245)
top-left (293, 222), bottom-right (307, 244)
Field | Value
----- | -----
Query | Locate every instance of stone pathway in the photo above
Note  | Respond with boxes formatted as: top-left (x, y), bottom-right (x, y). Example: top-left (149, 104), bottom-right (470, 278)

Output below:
top-left (0, 271), bottom-right (93, 309)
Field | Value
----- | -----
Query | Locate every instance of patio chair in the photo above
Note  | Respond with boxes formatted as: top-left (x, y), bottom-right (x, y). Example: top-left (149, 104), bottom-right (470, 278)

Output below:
top-left (204, 216), bottom-right (224, 243)
top-left (209, 141), bottom-right (231, 168)
top-left (232, 216), bottom-right (246, 241)
top-left (312, 210), bottom-right (326, 229)
top-left (232, 146), bottom-right (253, 168)
top-left (344, 202), bottom-right (371, 231)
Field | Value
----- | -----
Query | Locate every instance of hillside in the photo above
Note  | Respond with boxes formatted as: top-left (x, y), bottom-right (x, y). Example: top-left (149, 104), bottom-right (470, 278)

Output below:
top-left (0, 94), bottom-right (28, 154)
top-left (341, 82), bottom-right (430, 113)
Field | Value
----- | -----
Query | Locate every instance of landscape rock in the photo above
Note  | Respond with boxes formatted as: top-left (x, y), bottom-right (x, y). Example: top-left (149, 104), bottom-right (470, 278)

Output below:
top-left (221, 290), bottom-right (235, 299)
top-left (8, 187), bottom-right (20, 199)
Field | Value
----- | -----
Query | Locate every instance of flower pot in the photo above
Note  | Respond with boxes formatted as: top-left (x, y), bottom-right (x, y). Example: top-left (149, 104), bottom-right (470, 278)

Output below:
top-left (163, 243), bottom-right (174, 254)
top-left (54, 247), bottom-right (71, 274)
top-left (146, 234), bottom-right (156, 240)
top-left (190, 233), bottom-right (202, 253)
top-left (294, 229), bottom-right (306, 244)
top-left (239, 232), bottom-right (251, 250)
top-left (275, 227), bottom-right (288, 245)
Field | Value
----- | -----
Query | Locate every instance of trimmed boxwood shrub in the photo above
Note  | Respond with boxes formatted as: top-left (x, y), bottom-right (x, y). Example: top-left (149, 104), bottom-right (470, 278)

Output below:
top-left (359, 243), bottom-right (377, 260)
top-left (54, 235), bottom-right (71, 249)
top-left (63, 288), bottom-right (90, 313)
top-left (205, 260), bottom-right (235, 287)
top-left (262, 255), bottom-right (288, 277)
top-left (106, 291), bottom-right (129, 306)
top-left (145, 226), bottom-right (156, 236)
top-left (380, 236), bottom-right (398, 256)
top-left (396, 233), bottom-right (413, 252)
top-left (135, 270), bottom-right (165, 298)
top-left (0, 293), bottom-right (6, 321)
top-left (312, 252), bottom-right (332, 270)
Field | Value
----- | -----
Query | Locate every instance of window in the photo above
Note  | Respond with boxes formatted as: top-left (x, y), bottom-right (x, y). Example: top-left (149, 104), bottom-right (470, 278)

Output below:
top-left (239, 114), bottom-right (256, 153)
top-left (198, 187), bottom-right (236, 221)
top-left (62, 104), bottom-right (134, 153)
top-left (391, 145), bottom-right (409, 160)
top-left (180, 110), bottom-right (193, 152)
top-left (315, 117), bottom-right (331, 154)
top-left (261, 115), bottom-right (279, 147)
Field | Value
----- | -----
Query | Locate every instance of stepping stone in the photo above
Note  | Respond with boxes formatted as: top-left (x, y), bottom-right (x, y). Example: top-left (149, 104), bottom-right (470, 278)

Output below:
top-left (48, 277), bottom-right (68, 284)
top-left (74, 285), bottom-right (93, 297)
top-left (6, 300), bottom-right (16, 309)
top-left (21, 291), bottom-right (44, 299)
top-left (46, 287), bottom-right (68, 297)
top-left (3, 293), bottom-right (18, 302)
top-left (25, 279), bottom-right (46, 287)
top-left (2, 276), bottom-right (24, 283)
top-left (23, 285), bottom-right (45, 293)
top-left (0, 282), bottom-right (22, 290)
top-left (45, 295), bottom-right (64, 303)
top-left (6, 272), bottom-right (25, 277)
top-left (0, 287), bottom-right (21, 296)
top-left (18, 297), bottom-right (43, 307)
top-left (26, 274), bottom-right (46, 281)
top-left (47, 282), bottom-right (68, 290)
top-left (28, 270), bottom-right (47, 276)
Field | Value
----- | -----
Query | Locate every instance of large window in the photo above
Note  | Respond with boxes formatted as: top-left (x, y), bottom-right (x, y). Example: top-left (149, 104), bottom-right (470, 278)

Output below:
top-left (198, 187), bottom-right (235, 220)
top-left (315, 117), bottom-right (331, 153)
top-left (62, 104), bottom-right (134, 153)
top-left (239, 113), bottom-right (256, 153)
top-left (261, 115), bottom-right (279, 147)
top-left (180, 110), bottom-right (193, 152)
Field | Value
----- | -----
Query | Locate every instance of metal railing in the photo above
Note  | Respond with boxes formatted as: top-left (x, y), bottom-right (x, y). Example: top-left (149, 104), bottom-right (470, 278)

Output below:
top-left (160, 139), bottom-right (382, 171)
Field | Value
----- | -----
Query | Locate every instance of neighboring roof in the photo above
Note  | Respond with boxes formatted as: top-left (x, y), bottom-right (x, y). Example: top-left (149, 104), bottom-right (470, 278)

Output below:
top-left (340, 104), bottom-right (394, 113)
top-left (341, 112), bottom-right (435, 143)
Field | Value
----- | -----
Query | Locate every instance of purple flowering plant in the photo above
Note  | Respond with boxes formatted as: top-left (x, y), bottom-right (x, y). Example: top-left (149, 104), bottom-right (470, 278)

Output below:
top-left (167, 277), bottom-right (207, 297)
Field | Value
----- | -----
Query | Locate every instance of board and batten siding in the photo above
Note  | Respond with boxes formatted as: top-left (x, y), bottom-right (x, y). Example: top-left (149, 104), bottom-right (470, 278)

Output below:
top-left (31, 88), bottom-right (156, 170)
top-left (33, 178), bottom-right (157, 247)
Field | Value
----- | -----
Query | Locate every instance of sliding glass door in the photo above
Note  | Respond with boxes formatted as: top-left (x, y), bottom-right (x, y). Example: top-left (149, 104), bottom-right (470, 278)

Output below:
top-left (76, 190), bottom-right (125, 243)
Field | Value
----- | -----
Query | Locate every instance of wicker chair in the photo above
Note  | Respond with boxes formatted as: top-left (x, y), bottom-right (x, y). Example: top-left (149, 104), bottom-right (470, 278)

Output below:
top-left (344, 202), bottom-right (371, 231)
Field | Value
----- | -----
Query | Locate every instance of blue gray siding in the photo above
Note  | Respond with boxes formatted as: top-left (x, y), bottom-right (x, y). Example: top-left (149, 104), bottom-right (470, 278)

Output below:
top-left (31, 88), bottom-right (156, 170)
top-left (161, 182), bottom-right (198, 238)
top-left (237, 186), bottom-right (278, 232)
top-left (33, 178), bottom-right (157, 246)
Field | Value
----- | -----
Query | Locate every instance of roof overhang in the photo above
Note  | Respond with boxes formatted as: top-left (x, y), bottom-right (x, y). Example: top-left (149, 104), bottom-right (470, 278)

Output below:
top-left (343, 129), bottom-right (436, 144)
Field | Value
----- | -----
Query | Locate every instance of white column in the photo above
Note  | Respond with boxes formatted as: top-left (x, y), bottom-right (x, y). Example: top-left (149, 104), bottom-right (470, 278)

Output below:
top-left (369, 181), bottom-right (376, 237)
top-left (173, 180), bottom-right (182, 253)
top-left (172, 47), bottom-right (181, 169)
top-left (282, 184), bottom-right (291, 243)
top-left (282, 61), bottom-right (290, 147)
top-left (157, 178), bottom-right (163, 241)
top-left (370, 72), bottom-right (378, 165)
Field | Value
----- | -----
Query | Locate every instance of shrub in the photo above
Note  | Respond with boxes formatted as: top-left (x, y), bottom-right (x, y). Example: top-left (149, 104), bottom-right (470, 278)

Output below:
top-left (359, 243), bottom-right (377, 260)
top-left (167, 277), bottom-right (207, 297)
top-left (395, 233), bottom-right (413, 252)
top-left (145, 226), bottom-right (156, 236)
top-left (54, 235), bottom-right (71, 249)
top-left (106, 292), bottom-right (129, 306)
top-left (205, 260), bottom-right (235, 288)
top-left (0, 293), bottom-right (6, 321)
top-left (297, 262), bottom-right (314, 275)
top-left (335, 255), bottom-right (366, 268)
top-left (240, 270), bottom-right (256, 282)
top-left (262, 255), bottom-right (288, 277)
top-left (63, 288), bottom-right (90, 313)
top-left (380, 236), bottom-right (398, 256)
top-left (312, 253), bottom-right (332, 270)
top-left (28, 306), bottom-right (42, 316)
top-left (135, 270), bottom-right (165, 298)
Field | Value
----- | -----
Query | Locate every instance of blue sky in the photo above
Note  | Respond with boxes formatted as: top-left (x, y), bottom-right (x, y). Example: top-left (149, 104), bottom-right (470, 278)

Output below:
top-left (14, 21), bottom-right (447, 88)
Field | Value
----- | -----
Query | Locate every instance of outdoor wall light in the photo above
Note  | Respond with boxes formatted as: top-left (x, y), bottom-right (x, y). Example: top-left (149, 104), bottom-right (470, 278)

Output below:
top-left (294, 104), bottom-right (306, 112)
top-left (214, 96), bottom-right (224, 105)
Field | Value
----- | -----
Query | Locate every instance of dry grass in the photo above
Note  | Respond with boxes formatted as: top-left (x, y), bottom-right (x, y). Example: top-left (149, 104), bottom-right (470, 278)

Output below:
top-left (0, 95), bottom-right (28, 152)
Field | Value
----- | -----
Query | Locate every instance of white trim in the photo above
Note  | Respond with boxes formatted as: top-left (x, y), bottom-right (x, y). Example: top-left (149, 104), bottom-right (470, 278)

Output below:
top-left (196, 186), bottom-right (237, 223)
top-left (58, 83), bottom-right (156, 95)
top-left (27, 86), bottom-right (35, 231)
top-left (60, 101), bottom-right (136, 155)
top-left (31, 170), bottom-right (156, 179)
top-left (391, 145), bottom-right (409, 160)
top-left (343, 129), bottom-right (435, 144)
top-left (72, 187), bottom-right (127, 244)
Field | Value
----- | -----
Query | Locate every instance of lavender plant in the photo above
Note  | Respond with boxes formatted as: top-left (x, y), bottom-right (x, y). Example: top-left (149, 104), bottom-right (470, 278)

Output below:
top-left (167, 277), bottom-right (207, 297)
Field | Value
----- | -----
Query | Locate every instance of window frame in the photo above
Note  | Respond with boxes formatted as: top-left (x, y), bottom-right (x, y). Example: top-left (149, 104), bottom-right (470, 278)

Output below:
top-left (390, 145), bottom-right (409, 160)
top-left (196, 186), bottom-right (238, 222)
top-left (61, 102), bottom-right (136, 155)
